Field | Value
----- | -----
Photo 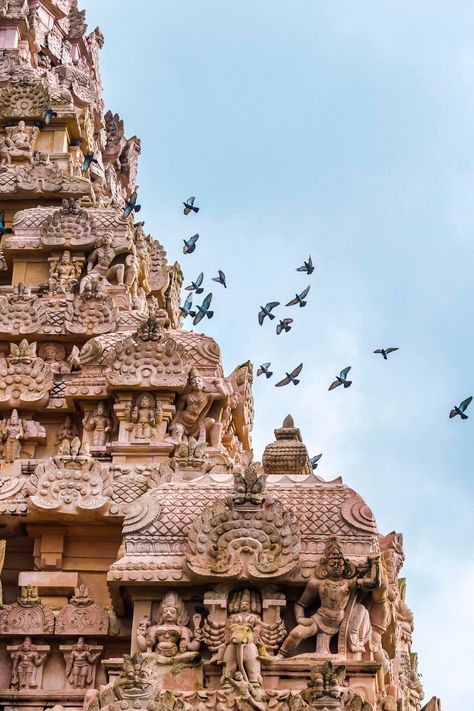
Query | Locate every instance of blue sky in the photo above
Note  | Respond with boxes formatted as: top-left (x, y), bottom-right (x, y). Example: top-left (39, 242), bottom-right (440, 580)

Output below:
top-left (82, 2), bottom-right (474, 706)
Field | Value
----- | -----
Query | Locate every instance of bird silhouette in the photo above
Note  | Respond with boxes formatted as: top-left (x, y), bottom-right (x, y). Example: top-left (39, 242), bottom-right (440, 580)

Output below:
top-left (374, 347), bottom-right (399, 360)
top-left (311, 453), bottom-right (322, 470)
top-left (185, 272), bottom-right (204, 294)
top-left (180, 293), bottom-right (196, 319)
top-left (257, 363), bottom-right (273, 378)
top-left (43, 107), bottom-right (58, 125)
top-left (329, 367), bottom-right (352, 390)
top-left (81, 152), bottom-right (98, 172)
top-left (258, 302), bottom-right (280, 325)
top-left (275, 363), bottom-right (303, 387)
top-left (286, 285), bottom-right (311, 307)
top-left (297, 255), bottom-right (314, 274)
top-left (212, 270), bottom-right (227, 288)
top-left (0, 212), bottom-right (12, 237)
top-left (193, 293), bottom-right (213, 325)
top-left (449, 396), bottom-right (473, 420)
top-left (123, 189), bottom-right (141, 218)
top-left (183, 234), bottom-right (199, 254)
top-left (276, 318), bottom-right (293, 335)
top-left (183, 196), bottom-right (199, 215)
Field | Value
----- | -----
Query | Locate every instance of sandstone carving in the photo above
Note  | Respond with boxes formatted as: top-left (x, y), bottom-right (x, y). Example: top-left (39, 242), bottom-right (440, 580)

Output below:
top-left (0, 340), bottom-right (52, 409)
top-left (55, 584), bottom-right (109, 635)
top-left (9, 636), bottom-right (49, 690)
top-left (0, 585), bottom-right (54, 634)
top-left (62, 637), bottom-right (102, 688)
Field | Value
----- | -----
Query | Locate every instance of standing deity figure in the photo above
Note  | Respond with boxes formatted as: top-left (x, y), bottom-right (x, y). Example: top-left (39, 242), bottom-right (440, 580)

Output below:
top-left (83, 233), bottom-right (124, 289)
top-left (39, 343), bottom-right (69, 374)
top-left (130, 393), bottom-right (162, 440)
top-left (136, 591), bottom-right (201, 667)
top-left (276, 537), bottom-right (380, 658)
top-left (4, 121), bottom-right (39, 164)
top-left (169, 368), bottom-right (228, 448)
top-left (10, 637), bottom-right (48, 689)
top-left (83, 401), bottom-right (113, 447)
top-left (65, 637), bottom-right (101, 688)
top-left (1, 409), bottom-right (24, 462)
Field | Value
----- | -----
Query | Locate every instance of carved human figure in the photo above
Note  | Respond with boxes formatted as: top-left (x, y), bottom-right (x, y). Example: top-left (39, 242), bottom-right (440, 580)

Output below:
top-left (228, 672), bottom-right (268, 711)
top-left (50, 251), bottom-right (80, 294)
top-left (83, 401), bottom-right (113, 447)
top-left (1, 409), bottom-right (24, 462)
top-left (4, 121), bottom-right (38, 164)
top-left (276, 537), bottom-right (380, 658)
top-left (65, 637), bottom-right (101, 688)
top-left (10, 636), bottom-right (48, 689)
top-left (55, 415), bottom-right (79, 446)
top-left (169, 368), bottom-right (228, 447)
top-left (132, 286), bottom-right (147, 313)
top-left (39, 343), bottom-right (69, 374)
top-left (136, 591), bottom-right (201, 666)
top-left (124, 249), bottom-right (139, 291)
top-left (85, 233), bottom-right (124, 287)
top-left (130, 392), bottom-right (161, 440)
top-left (0, 134), bottom-right (12, 166)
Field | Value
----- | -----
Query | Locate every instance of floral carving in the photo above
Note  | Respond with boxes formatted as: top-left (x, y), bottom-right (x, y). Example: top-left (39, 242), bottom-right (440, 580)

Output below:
top-left (0, 78), bottom-right (49, 118)
top-left (41, 198), bottom-right (97, 249)
top-left (0, 585), bottom-right (54, 634)
top-left (0, 340), bottom-right (53, 409)
top-left (186, 464), bottom-right (300, 580)
top-left (55, 585), bottom-right (109, 635)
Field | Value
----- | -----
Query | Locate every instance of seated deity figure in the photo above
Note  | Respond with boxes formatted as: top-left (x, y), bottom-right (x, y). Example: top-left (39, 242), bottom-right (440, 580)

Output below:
top-left (65, 637), bottom-right (101, 689)
top-left (136, 592), bottom-right (201, 667)
top-left (275, 537), bottom-right (380, 658)
top-left (10, 637), bottom-right (48, 690)
top-left (168, 368), bottom-right (229, 448)
top-left (55, 414), bottom-right (79, 446)
top-left (4, 121), bottom-right (38, 163)
top-left (83, 232), bottom-right (124, 288)
top-left (39, 342), bottom-right (70, 374)
top-left (83, 401), bottom-right (113, 447)
top-left (130, 392), bottom-right (161, 440)
top-left (49, 251), bottom-right (81, 294)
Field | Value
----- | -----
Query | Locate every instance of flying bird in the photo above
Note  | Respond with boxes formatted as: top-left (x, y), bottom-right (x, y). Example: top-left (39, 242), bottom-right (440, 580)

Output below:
top-left (329, 367), bottom-right (352, 391)
top-left (193, 293), bottom-right (213, 325)
top-left (185, 271), bottom-right (204, 294)
top-left (82, 152), bottom-right (98, 172)
top-left (310, 453), bottom-right (322, 470)
top-left (257, 363), bottom-right (273, 379)
top-left (182, 234), bottom-right (199, 254)
top-left (449, 396), bottom-right (473, 420)
top-left (212, 270), bottom-right (227, 288)
top-left (286, 285), bottom-right (311, 308)
top-left (276, 318), bottom-right (293, 335)
top-left (258, 302), bottom-right (280, 325)
top-left (43, 107), bottom-right (58, 125)
top-left (297, 255), bottom-right (314, 274)
top-left (183, 196), bottom-right (199, 215)
top-left (123, 189), bottom-right (141, 219)
top-left (0, 212), bottom-right (12, 237)
top-left (275, 363), bottom-right (303, 387)
top-left (374, 347), bottom-right (399, 360)
top-left (179, 293), bottom-right (196, 319)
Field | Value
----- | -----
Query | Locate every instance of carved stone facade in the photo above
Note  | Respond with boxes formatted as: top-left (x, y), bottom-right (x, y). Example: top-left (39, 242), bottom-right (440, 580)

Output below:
top-left (0, 4), bottom-right (438, 711)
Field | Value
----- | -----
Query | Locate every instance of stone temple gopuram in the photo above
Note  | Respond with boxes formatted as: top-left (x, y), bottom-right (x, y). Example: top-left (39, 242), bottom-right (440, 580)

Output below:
top-left (0, 4), bottom-right (440, 711)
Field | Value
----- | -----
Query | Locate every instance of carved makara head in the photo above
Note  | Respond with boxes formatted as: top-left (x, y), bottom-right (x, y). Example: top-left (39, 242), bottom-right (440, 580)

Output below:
top-left (155, 591), bottom-right (188, 627)
top-left (115, 652), bottom-right (158, 700)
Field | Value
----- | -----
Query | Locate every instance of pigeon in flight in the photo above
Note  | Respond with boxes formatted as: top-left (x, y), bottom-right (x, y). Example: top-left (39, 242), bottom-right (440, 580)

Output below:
top-left (258, 302), bottom-right (280, 325)
top-left (193, 293), bottom-right (213, 325)
top-left (275, 363), bottom-right (303, 387)
top-left (286, 285), bottom-right (311, 308)
top-left (81, 152), bottom-right (98, 172)
top-left (180, 293), bottom-right (196, 319)
top-left (449, 396), bottom-right (473, 420)
top-left (297, 255), bottom-right (314, 275)
top-left (183, 196), bottom-right (199, 215)
top-left (185, 271), bottom-right (204, 294)
top-left (43, 107), bottom-right (58, 125)
top-left (182, 234), bottom-right (199, 254)
top-left (257, 363), bottom-right (273, 379)
top-left (0, 212), bottom-right (12, 237)
top-left (374, 347), bottom-right (399, 360)
top-left (123, 189), bottom-right (141, 219)
top-left (276, 318), bottom-right (293, 335)
top-left (212, 270), bottom-right (227, 288)
top-left (310, 453), bottom-right (322, 470)
top-left (329, 367), bottom-right (352, 390)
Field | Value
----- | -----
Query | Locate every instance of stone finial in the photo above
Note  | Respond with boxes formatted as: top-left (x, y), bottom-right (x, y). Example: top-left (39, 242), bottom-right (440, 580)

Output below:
top-left (262, 415), bottom-right (311, 475)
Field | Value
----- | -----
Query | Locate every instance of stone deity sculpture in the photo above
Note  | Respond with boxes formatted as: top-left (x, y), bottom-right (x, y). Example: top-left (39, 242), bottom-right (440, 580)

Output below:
top-left (1, 409), bottom-right (24, 462)
top-left (276, 537), bottom-right (380, 658)
top-left (83, 401), bottom-right (113, 447)
top-left (39, 343), bottom-right (69, 374)
top-left (136, 592), bottom-right (201, 667)
top-left (65, 637), bottom-right (101, 688)
top-left (3, 121), bottom-right (38, 164)
top-left (10, 636), bottom-right (48, 689)
top-left (83, 233), bottom-right (124, 289)
top-left (55, 414), bottom-right (79, 446)
top-left (130, 392), bottom-right (161, 440)
top-left (49, 251), bottom-right (81, 294)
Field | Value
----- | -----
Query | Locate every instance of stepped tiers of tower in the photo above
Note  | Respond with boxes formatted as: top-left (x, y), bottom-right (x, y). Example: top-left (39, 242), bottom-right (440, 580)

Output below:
top-left (0, 3), bottom-right (439, 711)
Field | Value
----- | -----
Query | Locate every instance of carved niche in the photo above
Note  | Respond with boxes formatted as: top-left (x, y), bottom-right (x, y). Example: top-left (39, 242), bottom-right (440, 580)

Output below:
top-left (0, 585), bottom-right (55, 634)
top-left (28, 438), bottom-right (112, 514)
top-left (186, 465), bottom-right (300, 580)
top-left (41, 198), bottom-right (97, 249)
top-left (55, 585), bottom-right (109, 635)
top-left (0, 339), bottom-right (53, 409)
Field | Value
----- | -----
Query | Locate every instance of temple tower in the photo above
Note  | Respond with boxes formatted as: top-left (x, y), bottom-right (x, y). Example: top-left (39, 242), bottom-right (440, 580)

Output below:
top-left (0, 3), bottom-right (438, 711)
